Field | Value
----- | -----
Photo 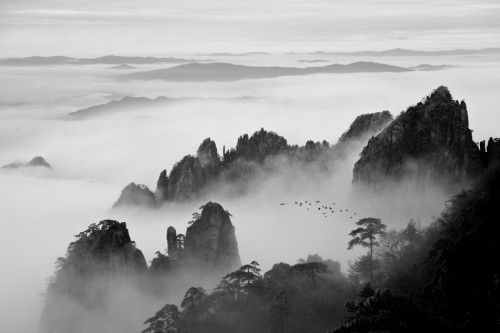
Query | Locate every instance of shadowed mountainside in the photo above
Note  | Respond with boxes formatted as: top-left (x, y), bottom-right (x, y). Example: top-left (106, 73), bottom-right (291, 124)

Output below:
top-left (353, 86), bottom-right (482, 189)
top-left (338, 111), bottom-right (393, 144)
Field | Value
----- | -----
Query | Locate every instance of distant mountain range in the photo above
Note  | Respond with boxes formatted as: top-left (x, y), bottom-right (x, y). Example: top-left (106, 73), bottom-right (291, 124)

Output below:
top-left (2, 48), bottom-right (497, 67)
top-left (197, 47), bottom-right (500, 57)
top-left (0, 55), bottom-right (192, 66)
top-left (197, 51), bottom-right (270, 56)
top-left (69, 96), bottom-right (258, 118)
top-left (305, 47), bottom-right (500, 57)
top-left (107, 64), bottom-right (137, 70)
top-left (116, 61), bottom-right (452, 82)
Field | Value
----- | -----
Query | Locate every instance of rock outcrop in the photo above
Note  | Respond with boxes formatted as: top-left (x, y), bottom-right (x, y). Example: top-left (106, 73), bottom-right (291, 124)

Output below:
top-left (197, 138), bottom-right (222, 175)
top-left (183, 202), bottom-right (240, 270)
top-left (338, 111), bottom-right (393, 143)
top-left (2, 155), bottom-right (52, 169)
top-left (40, 220), bottom-right (147, 333)
top-left (353, 86), bottom-right (482, 188)
top-left (157, 202), bottom-right (240, 272)
top-left (155, 169), bottom-right (168, 201)
top-left (479, 137), bottom-right (500, 169)
top-left (47, 220), bottom-right (147, 287)
top-left (113, 182), bottom-right (156, 208)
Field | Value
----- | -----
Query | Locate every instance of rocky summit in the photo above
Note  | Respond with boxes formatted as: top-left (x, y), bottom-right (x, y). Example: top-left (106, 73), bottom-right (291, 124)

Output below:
top-left (353, 86), bottom-right (482, 188)
top-left (165, 202), bottom-right (240, 271)
top-left (39, 220), bottom-right (147, 333)
top-left (113, 182), bottom-right (156, 208)
top-left (184, 202), bottom-right (241, 269)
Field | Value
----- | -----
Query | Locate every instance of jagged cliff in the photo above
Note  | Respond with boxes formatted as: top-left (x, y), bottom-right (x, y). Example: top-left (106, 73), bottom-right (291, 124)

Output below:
top-left (353, 86), bottom-right (482, 188)
top-left (479, 137), bottom-right (500, 169)
top-left (183, 202), bottom-right (240, 269)
top-left (39, 220), bottom-right (147, 333)
top-left (44, 220), bottom-right (147, 292)
top-left (161, 202), bottom-right (240, 271)
top-left (114, 113), bottom-right (392, 208)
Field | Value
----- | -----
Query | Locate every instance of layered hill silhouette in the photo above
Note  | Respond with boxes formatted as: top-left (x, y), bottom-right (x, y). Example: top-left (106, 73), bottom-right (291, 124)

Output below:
top-left (69, 96), bottom-right (257, 119)
top-left (117, 61), bottom-right (450, 82)
top-left (107, 64), bottom-right (137, 70)
top-left (308, 47), bottom-right (500, 57)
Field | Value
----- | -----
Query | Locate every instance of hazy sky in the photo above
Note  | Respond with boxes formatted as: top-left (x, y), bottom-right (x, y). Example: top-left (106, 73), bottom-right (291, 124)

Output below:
top-left (1, 0), bottom-right (500, 56)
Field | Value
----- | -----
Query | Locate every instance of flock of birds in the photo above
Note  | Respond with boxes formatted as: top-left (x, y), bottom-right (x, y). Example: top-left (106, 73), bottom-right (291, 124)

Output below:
top-left (279, 200), bottom-right (358, 220)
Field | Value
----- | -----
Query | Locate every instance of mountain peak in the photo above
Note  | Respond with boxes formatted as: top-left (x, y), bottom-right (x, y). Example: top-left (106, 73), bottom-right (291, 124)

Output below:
top-left (427, 85), bottom-right (452, 102)
top-left (184, 201), bottom-right (240, 270)
top-left (353, 87), bottom-right (482, 188)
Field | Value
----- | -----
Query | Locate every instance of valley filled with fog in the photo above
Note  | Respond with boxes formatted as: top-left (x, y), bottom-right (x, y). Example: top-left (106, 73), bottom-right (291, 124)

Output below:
top-left (1, 52), bottom-right (500, 332)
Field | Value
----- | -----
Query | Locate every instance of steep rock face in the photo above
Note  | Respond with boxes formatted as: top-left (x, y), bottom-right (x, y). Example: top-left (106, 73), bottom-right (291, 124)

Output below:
top-left (156, 138), bottom-right (221, 203)
top-left (40, 220), bottom-right (147, 333)
top-left (155, 169), bottom-right (169, 201)
top-left (338, 111), bottom-right (393, 143)
top-left (68, 220), bottom-right (148, 274)
top-left (479, 137), bottom-right (500, 168)
top-left (353, 86), bottom-right (482, 187)
top-left (113, 182), bottom-right (156, 208)
top-left (183, 202), bottom-right (240, 270)
top-left (197, 138), bottom-right (221, 174)
top-left (166, 155), bottom-right (205, 201)
top-left (49, 220), bottom-right (147, 287)
top-left (167, 226), bottom-right (178, 255)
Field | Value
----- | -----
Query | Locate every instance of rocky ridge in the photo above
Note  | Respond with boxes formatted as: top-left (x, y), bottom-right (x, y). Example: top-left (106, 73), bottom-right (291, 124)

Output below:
top-left (114, 112), bottom-right (393, 208)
